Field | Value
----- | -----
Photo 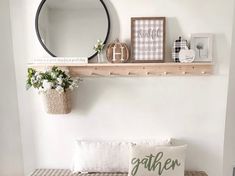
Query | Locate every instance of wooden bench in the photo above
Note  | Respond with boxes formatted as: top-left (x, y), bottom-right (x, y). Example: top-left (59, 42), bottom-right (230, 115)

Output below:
top-left (30, 169), bottom-right (208, 176)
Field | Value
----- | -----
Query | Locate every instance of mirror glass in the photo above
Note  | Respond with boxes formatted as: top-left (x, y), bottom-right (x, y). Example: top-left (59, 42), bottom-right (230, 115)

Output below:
top-left (37, 0), bottom-right (110, 58)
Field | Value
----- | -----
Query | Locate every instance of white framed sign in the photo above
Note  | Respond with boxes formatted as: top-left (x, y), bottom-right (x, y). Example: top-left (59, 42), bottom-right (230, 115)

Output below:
top-left (190, 33), bottom-right (213, 62)
top-left (131, 17), bottom-right (166, 63)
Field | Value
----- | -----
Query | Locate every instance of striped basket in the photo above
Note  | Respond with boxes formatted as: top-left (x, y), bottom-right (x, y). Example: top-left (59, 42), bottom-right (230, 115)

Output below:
top-left (30, 169), bottom-right (208, 176)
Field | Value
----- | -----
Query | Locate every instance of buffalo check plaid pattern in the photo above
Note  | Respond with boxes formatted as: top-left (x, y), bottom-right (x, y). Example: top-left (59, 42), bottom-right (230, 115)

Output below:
top-left (172, 40), bottom-right (188, 62)
top-left (132, 18), bottom-right (165, 62)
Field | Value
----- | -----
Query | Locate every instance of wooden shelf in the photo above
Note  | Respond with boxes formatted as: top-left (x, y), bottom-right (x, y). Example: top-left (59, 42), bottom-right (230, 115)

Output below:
top-left (28, 63), bottom-right (213, 77)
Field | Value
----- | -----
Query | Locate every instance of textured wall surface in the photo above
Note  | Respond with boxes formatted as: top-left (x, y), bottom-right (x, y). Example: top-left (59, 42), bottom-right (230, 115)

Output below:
top-left (0, 0), bottom-right (23, 175)
top-left (223, 1), bottom-right (235, 175)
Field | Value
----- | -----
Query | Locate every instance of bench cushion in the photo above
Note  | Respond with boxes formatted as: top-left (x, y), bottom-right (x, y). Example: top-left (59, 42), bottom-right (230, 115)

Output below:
top-left (30, 169), bottom-right (208, 176)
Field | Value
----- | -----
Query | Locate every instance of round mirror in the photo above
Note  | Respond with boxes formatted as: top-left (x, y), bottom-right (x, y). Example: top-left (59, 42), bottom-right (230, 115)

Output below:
top-left (36, 0), bottom-right (110, 59)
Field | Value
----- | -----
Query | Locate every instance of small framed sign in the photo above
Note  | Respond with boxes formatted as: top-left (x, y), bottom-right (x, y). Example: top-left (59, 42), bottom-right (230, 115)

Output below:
top-left (131, 17), bottom-right (166, 63)
top-left (190, 33), bottom-right (213, 62)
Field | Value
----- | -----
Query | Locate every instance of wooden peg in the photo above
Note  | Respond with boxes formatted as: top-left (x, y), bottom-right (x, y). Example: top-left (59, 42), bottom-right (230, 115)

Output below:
top-left (146, 72), bottom-right (155, 75)
top-left (182, 71), bottom-right (186, 75)
top-left (128, 72), bottom-right (136, 76)
top-left (163, 72), bottom-right (168, 75)
top-left (91, 72), bottom-right (100, 76)
top-left (201, 71), bottom-right (206, 74)
top-left (110, 72), bottom-right (120, 76)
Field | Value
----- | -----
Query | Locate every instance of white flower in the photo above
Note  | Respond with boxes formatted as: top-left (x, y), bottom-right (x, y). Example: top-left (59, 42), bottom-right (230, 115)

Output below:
top-left (42, 80), bottom-right (52, 90)
top-left (31, 77), bottom-right (35, 83)
top-left (94, 44), bottom-right (98, 48)
top-left (56, 86), bottom-right (64, 94)
top-left (69, 85), bottom-right (74, 91)
top-left (38, 87), bottom-right (45, 94)
top-left (36, 74), bottom-right (42, 81)
top-left (72, 80), bottom-right (79, 87)
top-left (68, 79), bottom-right (79, 91)
top-left (31, 76), bottom-right (37, 84)
top-left (57, 77), bottom-right (63, 85)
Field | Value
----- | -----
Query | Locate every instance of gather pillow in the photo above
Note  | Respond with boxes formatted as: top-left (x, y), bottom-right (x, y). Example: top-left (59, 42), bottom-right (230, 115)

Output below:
top-left (128, 144), bottom-right (187, 176)
top-left (71, 139), bottom-right (172, 173)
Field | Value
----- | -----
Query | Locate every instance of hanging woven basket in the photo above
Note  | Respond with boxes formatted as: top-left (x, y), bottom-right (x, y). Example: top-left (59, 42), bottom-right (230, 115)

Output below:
top-left (41, 89), bottom-right (72, 114)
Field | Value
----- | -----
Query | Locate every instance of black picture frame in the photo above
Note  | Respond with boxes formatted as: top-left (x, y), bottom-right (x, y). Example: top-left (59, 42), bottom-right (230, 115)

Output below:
top-left (35, 0), bottom-right (111, 60)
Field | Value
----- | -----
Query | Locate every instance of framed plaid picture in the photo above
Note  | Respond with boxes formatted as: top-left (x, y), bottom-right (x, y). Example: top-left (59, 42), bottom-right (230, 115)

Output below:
top-left (131, 17), bottom-right (166, 63)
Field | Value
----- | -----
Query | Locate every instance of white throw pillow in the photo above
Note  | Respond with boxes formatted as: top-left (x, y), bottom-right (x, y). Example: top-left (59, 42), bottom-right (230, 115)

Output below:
top-left (128, 145), bottom-right (187, 176)
top-left (71, 139), bottom-right (172, 173)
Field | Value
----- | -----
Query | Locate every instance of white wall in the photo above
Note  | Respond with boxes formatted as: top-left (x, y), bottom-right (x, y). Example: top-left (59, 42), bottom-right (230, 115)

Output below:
top-left (223, 1), bottom-right (235, 175)
top-left (9, 0), bottom-right (234, 176)
top-left (0, 0), bottom-right (24, 175)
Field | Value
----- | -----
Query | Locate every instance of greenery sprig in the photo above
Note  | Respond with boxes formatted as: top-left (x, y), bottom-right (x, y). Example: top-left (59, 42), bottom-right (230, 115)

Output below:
top-left (94, 39), bottom-right (105, 53)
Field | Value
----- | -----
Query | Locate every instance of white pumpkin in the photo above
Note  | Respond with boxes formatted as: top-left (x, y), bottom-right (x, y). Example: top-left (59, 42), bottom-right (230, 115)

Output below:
top-left (179, 49), bottom-right (195, 63)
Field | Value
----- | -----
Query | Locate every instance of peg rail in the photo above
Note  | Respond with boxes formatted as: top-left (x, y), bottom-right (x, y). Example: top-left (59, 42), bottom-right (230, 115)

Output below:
top-left (28, 63), bottom-right (213, 77)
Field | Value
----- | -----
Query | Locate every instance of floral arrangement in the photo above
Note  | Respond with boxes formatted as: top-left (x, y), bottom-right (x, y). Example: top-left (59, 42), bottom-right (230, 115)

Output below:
top-left (94, 39), bottom-right (105, 53)
top-left (26, 66), bottom-right (81, 93)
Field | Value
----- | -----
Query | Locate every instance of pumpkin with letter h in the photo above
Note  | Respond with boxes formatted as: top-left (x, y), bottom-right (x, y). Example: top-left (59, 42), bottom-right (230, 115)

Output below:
top-left (106, 39), bottom-right (130, 63)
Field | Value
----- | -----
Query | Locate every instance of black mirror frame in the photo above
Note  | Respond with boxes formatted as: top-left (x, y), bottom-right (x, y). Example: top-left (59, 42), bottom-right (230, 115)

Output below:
top-left (35, 0), bottom-right (111, 59)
